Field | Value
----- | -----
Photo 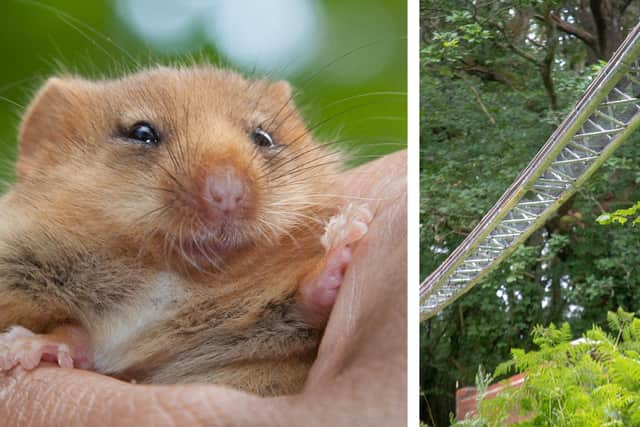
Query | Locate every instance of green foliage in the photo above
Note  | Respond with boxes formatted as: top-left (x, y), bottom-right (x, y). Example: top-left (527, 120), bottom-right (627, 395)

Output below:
top-left (422, 10), bottom-right (493, 70)
top-left (448, 366), bottom-right (494, 427)
top-left (597, 202), bottom-right (640, 226)
top-left (458, 309), bottom-right (640, 426)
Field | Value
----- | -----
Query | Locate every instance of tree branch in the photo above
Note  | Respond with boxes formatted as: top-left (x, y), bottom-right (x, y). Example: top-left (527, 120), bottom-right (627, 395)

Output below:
top-left (540, 14), bottom-right (599, 55)
top-left (540, 11), bottom-right (559, 111)
top-left (591, 0), bottom-right (608, 57)
top-left (504, 40), bottom-right (540, 64)
top-left (459, 59), bottom-right (515, 86)
top-left (461, 76), bottom-right (497, 126)
top-left (620, 0), bottom-right (635, 16)
top-left (488, 20), bottom-right (540, 64)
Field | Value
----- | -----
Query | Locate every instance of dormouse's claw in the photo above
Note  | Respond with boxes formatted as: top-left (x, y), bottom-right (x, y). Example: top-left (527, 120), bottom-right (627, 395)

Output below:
top-left (321, 203), bottom-right (373, 251)
top-left (0, 325), bottom-right (86, 372)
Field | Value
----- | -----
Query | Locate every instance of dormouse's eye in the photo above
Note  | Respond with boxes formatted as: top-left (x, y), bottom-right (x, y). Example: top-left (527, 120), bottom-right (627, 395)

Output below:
top-left (127, 122), bottom-right (160, 145)
top-left (252, 128), bottom-right (276, 148)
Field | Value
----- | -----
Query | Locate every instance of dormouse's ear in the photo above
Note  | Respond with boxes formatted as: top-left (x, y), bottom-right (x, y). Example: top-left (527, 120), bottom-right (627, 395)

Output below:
top-left (17, 77), bottom-right (84, 179)
top-left (269, 80), bottom-right (294, 105)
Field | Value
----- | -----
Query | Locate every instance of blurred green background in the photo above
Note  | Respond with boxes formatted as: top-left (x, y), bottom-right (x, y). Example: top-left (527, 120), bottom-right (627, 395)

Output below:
top-left (0, 0), bottom-right (406, 182)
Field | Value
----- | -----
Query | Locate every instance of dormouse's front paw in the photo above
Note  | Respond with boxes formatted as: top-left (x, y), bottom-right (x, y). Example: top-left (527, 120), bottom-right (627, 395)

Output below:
top-left (301, 203), bottom-right (373, 324)
top-left (0, 324), bottom-right (92, 372)
top-left (321, 203), bottom-right (373, 251)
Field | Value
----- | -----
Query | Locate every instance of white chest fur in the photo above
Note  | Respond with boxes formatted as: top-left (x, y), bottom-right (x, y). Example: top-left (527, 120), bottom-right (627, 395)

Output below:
top-left (91, 271), bottom-right (185, 373)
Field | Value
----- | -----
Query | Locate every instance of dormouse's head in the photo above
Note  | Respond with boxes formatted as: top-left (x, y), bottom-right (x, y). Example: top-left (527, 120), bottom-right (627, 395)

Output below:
top-left (14, 66), bottom-right (340, 270)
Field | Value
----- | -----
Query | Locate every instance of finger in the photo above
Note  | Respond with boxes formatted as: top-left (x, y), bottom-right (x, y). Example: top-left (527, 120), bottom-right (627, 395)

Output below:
top-left (0, 367), bottom-right (290, 427)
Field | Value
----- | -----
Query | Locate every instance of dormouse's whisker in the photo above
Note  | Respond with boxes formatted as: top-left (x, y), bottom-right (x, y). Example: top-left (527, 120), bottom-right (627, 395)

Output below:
top-left (156, 163), bottom-right (189, 195)
top-left (0, 96), bottom-right (24, 109)
top-left (258, 144), bottom-right (343, 181)
top-left (265, 39), bottom-right (400, 131)
top-left (272, 92), bottom-right (406, 136)
top-left (22, 0), bottom-right (141, 67)
top-left (269, 157), bottom-right (343, 183)
top-left (270, 102), bottom-right (383, 163)
top-left (264, 173), bottom-right (344, 190)
top-left (266, 142), bottom-right (343, 175)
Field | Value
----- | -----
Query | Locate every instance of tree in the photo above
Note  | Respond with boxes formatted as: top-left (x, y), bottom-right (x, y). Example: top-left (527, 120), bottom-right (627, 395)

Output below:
top-left (454, 309), bottom-right (640, 426)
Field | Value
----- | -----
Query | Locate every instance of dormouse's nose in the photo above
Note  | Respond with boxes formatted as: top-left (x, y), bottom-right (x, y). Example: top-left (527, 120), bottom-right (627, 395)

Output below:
top-left (203, 168), bottom-right (247, 214)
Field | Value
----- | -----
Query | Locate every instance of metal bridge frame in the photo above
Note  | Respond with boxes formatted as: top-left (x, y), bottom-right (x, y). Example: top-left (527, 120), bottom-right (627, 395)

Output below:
top-left (420, 23), bottom-right (640, 320)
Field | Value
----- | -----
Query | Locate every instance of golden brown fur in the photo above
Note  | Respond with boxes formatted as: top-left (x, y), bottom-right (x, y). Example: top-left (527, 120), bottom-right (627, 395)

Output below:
top-left (0, 65), bottom-right (343, 395)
